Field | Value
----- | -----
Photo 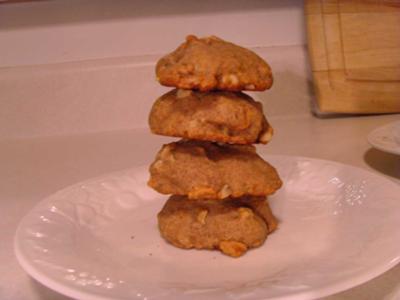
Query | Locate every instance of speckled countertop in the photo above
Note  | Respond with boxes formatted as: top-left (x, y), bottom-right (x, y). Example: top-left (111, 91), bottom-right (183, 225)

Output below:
top-left (1, 2), bottom-right (400, 297)
top-left (1, 112), bottom-right (400, 300)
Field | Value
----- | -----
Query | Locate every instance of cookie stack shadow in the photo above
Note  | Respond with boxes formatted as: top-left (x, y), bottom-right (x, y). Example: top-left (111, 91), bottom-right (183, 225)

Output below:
top-left (148, 35), bottom-right (282, 257)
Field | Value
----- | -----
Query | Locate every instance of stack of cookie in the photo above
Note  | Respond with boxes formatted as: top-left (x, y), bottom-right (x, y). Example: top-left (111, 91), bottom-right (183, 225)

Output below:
top-left (148, 35), bottom-right (282, 257)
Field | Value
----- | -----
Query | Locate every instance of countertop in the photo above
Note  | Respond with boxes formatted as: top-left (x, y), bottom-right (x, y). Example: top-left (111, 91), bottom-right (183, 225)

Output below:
top-left (1, 113), bottom-right (400, 300)
top-left (1, 1), bottom-right (399, 298)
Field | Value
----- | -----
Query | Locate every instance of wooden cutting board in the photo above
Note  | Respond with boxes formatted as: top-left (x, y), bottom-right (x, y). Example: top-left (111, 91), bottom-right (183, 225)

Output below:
top-left (305, 0), bottom-right (400, 114)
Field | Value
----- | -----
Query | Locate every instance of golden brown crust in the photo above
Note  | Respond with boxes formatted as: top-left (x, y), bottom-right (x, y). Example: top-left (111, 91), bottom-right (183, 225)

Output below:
top-left (157, 195), bottom-right (278, 257)
top-left (245, 197), bottom-right (278, 233)
top-left (156, 35), bottom-right (273, 92)
top-left (149, 89), bottom-right (273, 144)
top-left (148, 140), bottom-right (282, 199)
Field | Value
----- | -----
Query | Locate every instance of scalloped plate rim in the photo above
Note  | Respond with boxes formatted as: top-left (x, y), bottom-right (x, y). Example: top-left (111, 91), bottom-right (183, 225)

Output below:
top-left (14, 154), bottom-right (400, 300)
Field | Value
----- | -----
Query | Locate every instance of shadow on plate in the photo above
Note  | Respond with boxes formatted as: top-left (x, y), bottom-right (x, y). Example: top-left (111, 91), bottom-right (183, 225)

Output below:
top-left (324, 263), bottom-right (400, 300)
top-left (364, 148), bottom-right (400, 180)
top-left (30, 278), bottom-right (72, 300)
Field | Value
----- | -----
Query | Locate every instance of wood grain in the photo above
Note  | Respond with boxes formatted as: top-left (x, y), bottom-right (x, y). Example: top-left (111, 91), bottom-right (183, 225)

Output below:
top-left (306, 0), bottom-right (400, 114)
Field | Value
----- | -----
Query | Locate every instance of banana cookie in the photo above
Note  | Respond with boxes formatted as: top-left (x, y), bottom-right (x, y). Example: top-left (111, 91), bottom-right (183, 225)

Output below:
top-left (149, 89), bottom-right (273, 144)
top-left (156, 35), bottom-right (273, 92)
top-left (158, 195), bottom-right (278, 257)
top-left (148, 140), bottom-right (282, 199)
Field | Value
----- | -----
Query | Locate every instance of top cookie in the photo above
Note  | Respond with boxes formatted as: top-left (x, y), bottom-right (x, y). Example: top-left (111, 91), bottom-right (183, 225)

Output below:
top-left (156, 35), bottom-right (273, 92)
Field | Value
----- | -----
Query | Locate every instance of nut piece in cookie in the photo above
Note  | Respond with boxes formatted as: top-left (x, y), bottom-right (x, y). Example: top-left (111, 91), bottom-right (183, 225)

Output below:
top-left (148, 140), bottom-right (282, 199)
top-left (149, 89), bottom-right (273, 144)
top-left (157, 195), bottom-right (278, 257)
top-left (219, 241), bottom-right (248, 257)
top-left (156, 35), bottom-right (273, 91)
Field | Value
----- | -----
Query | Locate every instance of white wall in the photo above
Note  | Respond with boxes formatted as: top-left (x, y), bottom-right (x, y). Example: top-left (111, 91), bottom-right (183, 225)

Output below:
top-left (0, 0), bottom-right (305, 67)
top-left (0, 0), bottom-right (307, 140)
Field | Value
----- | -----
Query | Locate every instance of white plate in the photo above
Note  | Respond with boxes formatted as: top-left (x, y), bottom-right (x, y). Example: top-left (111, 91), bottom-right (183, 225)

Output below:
top-left (368, 120), bottom-right (400, 155)
top-left (15, 155), bottom-right (400, 300)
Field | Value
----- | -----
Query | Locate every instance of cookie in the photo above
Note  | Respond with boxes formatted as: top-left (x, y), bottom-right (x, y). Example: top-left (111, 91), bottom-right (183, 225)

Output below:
top-left (156, 35), bottom-right (273, 92)
top-left (148, 140), bottom-right (282, 199)
top-left (158, 195), bottom-right (278, 257)
top-left (149, 89), bottom-right (273, 144)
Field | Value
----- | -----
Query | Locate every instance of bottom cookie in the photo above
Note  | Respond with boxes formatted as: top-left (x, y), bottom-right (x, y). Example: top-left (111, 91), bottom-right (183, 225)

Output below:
top-left (157, 195), bottom-right (278, 257)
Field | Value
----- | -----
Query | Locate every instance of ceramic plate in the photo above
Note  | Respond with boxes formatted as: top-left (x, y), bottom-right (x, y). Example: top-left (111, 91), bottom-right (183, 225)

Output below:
top-left (368, 120), bottom-right (400, 155)
top-left (15, 155), bottom-right (400, 300)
